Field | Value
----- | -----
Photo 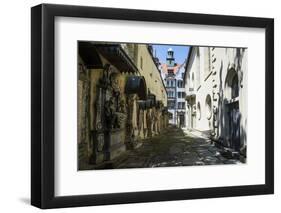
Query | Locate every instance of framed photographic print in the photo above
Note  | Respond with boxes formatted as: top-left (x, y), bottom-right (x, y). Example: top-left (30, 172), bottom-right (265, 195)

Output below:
top-left (31, 3), bottom-right (274, 209)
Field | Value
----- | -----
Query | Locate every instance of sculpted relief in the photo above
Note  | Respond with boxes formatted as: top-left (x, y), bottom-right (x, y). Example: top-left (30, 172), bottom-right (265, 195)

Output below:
top-left (96, 64), bottom-right (127, 131)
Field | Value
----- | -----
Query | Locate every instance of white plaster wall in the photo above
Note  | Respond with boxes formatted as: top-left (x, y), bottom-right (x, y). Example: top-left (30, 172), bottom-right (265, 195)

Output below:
top-left (195, 78), bottom-right (213, 129)
top-left (193, 47), bottom-right (213, 131)
top-left (185, 46), bottom-right (248, 139)
top-left (211, 48), bottom-right (247, 146)
top-left (185, 47), bottom-right (200, 129)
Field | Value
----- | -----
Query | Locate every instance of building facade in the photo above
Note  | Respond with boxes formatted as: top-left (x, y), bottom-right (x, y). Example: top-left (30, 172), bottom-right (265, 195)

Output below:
top-left (184, 46), bottom-right (247, 159)
top-left (78, 42), bottom-right (169, 169)
top-left (161, 48), bottom-right (186, 127)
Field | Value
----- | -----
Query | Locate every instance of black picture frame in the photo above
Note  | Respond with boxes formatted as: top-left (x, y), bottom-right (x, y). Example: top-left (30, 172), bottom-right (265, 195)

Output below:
top-left (31, 3), bottom-right (274, 209)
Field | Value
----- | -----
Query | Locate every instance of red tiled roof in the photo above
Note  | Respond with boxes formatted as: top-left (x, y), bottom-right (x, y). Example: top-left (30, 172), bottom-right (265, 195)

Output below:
top-left (161, 63), bottom-right (181, 74)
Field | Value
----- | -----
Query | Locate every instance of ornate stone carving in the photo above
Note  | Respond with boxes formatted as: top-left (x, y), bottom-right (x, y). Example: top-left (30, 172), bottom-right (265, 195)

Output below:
top-left (95, 87), bottom-right (104, 131)
top-left (96, 64), bottom-right (127, 131)
top-left (90, 64), bottom-right (128, 164)
top-left (104, 97), bottom-right (119, 129)
top-left (146, 109), bottom-right (152, 137)
top-left (213, 105), bottom-right (218, 128)
top-left (138, 109), bottom-right (143, 136)
top-left (125, 94), bottom-right (135, 139)
top-left (118, 98), bottom-right (126, 113)
top-left (100, 64), bottom-right (113, 88)
top-left (97, 134), bottom-right (104, 152)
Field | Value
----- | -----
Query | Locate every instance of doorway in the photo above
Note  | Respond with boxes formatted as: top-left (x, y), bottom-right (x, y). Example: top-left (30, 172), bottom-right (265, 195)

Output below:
top-left (227, 101), bottom-right (240, 151)
top-left (179, 114), bottom-right (185, 128)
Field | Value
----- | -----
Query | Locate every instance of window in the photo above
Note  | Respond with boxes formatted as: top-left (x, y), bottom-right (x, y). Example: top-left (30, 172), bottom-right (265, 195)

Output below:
top-left (171, 80), bottom-right (174, 87)
top-left (168, 69), bottom-right (174, 75)
top-left (166, 79), bottom-right (175, 87)
top-left (225, 69), bottom-right (239, 100)
top-left (177, 102), bottom-right (185, 109)
top-left (168, 90), bottom-right (175, 98)
top-left (177, 80), bottom-right (184, 88)
top-left (177, 92), bottom-right (186, 98)
top-left (168, 100), bottom-right (175, 109)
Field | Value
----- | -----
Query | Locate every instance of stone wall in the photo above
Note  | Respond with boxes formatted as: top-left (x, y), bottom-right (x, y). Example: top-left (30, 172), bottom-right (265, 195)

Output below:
top-left (78, 42), bottom-right (169, 169)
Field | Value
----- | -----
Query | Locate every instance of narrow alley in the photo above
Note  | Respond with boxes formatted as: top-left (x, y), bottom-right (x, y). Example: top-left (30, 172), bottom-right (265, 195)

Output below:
top-left (78, 43), bottom-right (247, 170)
top-left (93, 126), bottom-right (241, 170)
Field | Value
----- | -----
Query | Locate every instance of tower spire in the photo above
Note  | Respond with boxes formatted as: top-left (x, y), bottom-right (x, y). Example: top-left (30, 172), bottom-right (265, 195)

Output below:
top-left (166, 48), bottom-right (175, 67)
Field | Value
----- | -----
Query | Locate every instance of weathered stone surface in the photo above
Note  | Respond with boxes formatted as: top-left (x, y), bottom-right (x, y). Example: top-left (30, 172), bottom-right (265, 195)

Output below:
top-left (83, 126), bottom-right (242, 170)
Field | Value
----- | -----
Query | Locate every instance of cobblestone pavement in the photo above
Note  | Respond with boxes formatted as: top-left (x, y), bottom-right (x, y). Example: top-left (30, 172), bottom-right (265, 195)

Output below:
top-left (107, 126), bottom-right (241, 169)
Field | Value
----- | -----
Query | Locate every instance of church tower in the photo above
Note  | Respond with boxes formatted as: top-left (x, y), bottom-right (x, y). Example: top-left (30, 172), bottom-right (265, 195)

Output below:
top-left (166, 48), bottom-right (175, 67)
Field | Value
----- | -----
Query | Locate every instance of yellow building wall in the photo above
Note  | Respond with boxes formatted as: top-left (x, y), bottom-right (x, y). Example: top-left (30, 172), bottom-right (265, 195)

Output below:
top-left (136, 45), bottom-right (167, 106)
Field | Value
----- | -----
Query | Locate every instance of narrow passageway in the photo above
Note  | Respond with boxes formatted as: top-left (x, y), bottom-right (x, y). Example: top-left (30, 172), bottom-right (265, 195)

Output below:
top-left (77, 43), bottom-right (247, 171)
top-left (99, 126), bottom-right (241, 169)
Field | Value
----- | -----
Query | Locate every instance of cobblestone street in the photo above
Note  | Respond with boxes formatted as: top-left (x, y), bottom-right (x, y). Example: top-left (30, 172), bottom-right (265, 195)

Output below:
top-left (99, 126), bottom-right (241, 169)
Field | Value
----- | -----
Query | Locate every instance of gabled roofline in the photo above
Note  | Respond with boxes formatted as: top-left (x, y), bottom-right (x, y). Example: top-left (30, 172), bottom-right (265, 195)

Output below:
top-left (183, 46), bottom-right (195, 84)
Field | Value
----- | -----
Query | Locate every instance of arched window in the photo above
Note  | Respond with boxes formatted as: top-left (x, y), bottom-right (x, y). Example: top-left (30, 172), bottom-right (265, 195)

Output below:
top-left (225, 68), bottom-right (239, 101)
top-left (205, 94), bottom-right (212, 120)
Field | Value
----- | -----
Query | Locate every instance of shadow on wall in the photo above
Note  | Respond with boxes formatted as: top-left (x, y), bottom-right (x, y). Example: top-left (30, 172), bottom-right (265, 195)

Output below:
top-left (218, 60), bottom-right (224, 135)
top-left (216, 58), bottom-right (247, 158)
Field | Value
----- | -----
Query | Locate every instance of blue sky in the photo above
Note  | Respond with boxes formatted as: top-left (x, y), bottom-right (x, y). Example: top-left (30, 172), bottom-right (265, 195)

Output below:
top-left (152, 44), bottom-right (190, 65)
